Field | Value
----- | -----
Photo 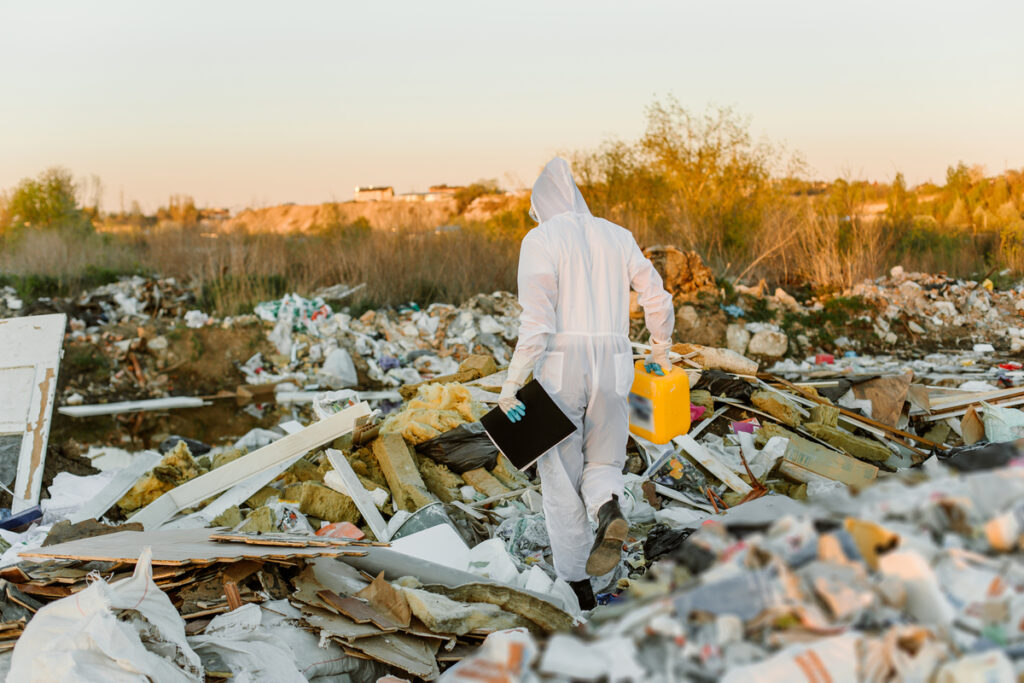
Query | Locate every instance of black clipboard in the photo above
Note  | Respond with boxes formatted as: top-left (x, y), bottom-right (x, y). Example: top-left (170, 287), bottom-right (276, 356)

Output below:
top-left (480, 379), bottom-right (577, 471)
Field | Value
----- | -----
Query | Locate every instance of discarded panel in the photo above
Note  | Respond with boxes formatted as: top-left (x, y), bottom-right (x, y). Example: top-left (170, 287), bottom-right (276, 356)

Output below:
top-left (0, 314), bottom-right (67, 513)
top-left (20, 527), bottom-right (370, 566)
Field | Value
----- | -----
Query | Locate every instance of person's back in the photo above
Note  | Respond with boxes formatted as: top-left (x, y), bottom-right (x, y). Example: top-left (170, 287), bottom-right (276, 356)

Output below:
top-left (499, 157), bottom-right (674, 609)
top-left (528, 214), bottom-right (636, 337)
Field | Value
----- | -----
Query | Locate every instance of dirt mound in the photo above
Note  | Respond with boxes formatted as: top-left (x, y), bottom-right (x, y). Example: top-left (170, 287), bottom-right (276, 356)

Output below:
top-left (227, 200), bottom-right (458, 233)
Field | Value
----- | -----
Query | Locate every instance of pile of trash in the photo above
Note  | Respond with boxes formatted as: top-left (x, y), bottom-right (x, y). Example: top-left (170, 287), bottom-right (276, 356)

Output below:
top-left (672, 260), bottom-right (1024, 360)
top-left (47, 282), bottom-right (522, 412)
top-left (3, 251), bottom-right (1024, 679)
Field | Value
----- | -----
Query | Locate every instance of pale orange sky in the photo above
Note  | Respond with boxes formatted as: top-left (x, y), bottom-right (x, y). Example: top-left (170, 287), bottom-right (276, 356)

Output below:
top-left (1, 1), bottom-right (1022, 212)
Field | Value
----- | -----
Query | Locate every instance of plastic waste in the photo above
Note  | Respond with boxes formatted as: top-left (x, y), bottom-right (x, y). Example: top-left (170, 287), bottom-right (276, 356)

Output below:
top-left (188, 603), bottom-right (306, 682)
top-left (937, 439), bottom-right (1024, 472)
top-left (628, 360), bottom-right (691, 444)
top-left (317, 347), bottom-right (358, 389)
top-left (984, 500), bottom-right (1024, 551)
top-left (159, 435), bottom-right (212, 456)
top-left (721, 633), bottom-right (859, 683)
top-left (439, 628), bottom-right (538, 683)
top-left (9, 548), bottom-right (203, 681)
top-left (979, 403), bottom-right (1024, 443)
top-left (416, 422), bottom-right (499, 474)
top-left (643, 523), bottom-right (695, 564)
top-left (693, 369), bottom-right (754, 401)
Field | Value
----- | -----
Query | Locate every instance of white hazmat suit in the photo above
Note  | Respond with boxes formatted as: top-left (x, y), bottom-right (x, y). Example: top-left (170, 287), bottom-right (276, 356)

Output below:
top-left (502, 158), bottom-right (674, 581)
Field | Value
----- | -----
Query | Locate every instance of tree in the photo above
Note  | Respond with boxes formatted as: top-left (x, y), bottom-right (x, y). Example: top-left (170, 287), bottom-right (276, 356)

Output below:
top-left (0, 167), bottom-right (92, 232)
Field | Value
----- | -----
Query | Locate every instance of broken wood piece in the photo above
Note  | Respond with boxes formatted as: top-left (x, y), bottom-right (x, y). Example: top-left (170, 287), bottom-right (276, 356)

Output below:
top-left (129, 402), bottom-right (370, 529)
top-left (759, 423), bottom-right (878, 487)
top-left (223, 580), bottom-right (243, 610)
top-left (763, 374), bottom-right (945, 450)
top-left (674, 434), bottom-right (752, 496)
top-left (325, 448), bottom-right (390, 542)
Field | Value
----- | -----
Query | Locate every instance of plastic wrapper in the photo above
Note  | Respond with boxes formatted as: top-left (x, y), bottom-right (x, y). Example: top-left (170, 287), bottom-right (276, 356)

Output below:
top-left (416, 421), bottom-right (499, 473)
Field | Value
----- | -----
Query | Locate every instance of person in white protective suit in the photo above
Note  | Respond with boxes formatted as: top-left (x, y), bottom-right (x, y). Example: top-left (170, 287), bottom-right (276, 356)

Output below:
top-left (498, 158), bottom-right (674, 609)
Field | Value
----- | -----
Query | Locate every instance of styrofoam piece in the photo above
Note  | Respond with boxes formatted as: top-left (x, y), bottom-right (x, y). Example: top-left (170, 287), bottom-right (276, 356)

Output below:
top-left (67, 451), bottom-right (163, 524)
top-left (388, 523), bottom-right (471, 572)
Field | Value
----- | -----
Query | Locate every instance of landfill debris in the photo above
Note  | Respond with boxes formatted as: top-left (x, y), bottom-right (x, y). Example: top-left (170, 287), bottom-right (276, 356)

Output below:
top-left (2, 256), bottom-right (1024, 678)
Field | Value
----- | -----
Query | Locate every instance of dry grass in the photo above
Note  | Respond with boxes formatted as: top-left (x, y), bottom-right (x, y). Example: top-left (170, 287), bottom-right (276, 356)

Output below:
top-left (0, 223), bottom-right (519, 315)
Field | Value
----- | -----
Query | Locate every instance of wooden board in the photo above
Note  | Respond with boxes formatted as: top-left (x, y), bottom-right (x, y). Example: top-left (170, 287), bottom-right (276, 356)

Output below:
top-left (20, 528), bottom-right (371, 566)
top-left (762, 425), bottom-right (878, 487)
top-left (129, 402), bottom-right (371, 529)
top-left (0, 314), bottom-right (66, 513)
top-left (325, 448), bottom-right (390, 542)
top-left (674, 434), bottom-right (752, 495)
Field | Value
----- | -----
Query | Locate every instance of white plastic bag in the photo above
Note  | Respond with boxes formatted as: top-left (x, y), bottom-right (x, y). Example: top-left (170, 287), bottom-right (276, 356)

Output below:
top-left (188, 604), bottom-right (305, 682)
top-left (8, 548), bottom-right (202, 682)
top-left (979, 402), bottom-right (1024, 444)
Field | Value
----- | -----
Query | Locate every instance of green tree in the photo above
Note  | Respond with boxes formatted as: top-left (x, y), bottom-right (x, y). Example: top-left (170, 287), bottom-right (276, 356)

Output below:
top-left (0, 167), bottom-right (92, 233)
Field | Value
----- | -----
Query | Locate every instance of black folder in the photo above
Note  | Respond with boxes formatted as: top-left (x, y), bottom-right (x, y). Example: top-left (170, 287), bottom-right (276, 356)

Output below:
top-left (480, 379), bottom-right (577, 471)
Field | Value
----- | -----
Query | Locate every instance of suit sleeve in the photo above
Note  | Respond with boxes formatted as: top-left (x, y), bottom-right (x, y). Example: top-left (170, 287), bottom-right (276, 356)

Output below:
top-left (506, 231), bottom-right (558, 386)
top-left (627, 240), bottom-right (674, 345)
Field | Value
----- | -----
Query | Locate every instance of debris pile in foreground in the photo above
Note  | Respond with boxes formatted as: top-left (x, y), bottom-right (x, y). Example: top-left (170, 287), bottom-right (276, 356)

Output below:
top-left (1, 256), bottom-right (1023, 680)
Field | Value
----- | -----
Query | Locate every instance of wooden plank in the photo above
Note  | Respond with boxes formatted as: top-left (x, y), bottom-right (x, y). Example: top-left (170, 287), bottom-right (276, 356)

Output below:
top-left (20, 528), bottom-right (371, 565)
top-left (763, 374), bottom-right (945, 450)
top-left (325, 448), bottom-right (391, 542)
top-left (760, 423), bottom-right (878, 487)
top-left (922, 396), bottom-right (1024, 422)
top-left (164, 422), bottom-right (305, 530)
top-left (68, 450), bottom-right (163, 524)
top-left (674, 434), bottom-right (752, 495)
top-left (0, 314), bottom-right (66, 513)
top-left (129, 402), bottom-right (370, 529)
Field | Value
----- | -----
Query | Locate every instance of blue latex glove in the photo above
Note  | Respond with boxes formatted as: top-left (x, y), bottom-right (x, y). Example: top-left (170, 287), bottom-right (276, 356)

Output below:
top-left (644, 361), bottom-right (665, 376)
top-left (506, 403), bottom-right (526, 423)
top-left (499, 383), bottom-right (526, 422)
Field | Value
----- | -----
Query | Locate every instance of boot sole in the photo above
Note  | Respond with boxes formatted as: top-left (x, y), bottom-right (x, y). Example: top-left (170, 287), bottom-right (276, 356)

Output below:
top-left (585, 518), bottom-right (628, 577)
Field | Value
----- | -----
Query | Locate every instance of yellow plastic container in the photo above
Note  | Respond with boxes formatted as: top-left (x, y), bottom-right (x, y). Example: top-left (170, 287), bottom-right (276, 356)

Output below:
top-left (627, 360), bottom-right (691, 444)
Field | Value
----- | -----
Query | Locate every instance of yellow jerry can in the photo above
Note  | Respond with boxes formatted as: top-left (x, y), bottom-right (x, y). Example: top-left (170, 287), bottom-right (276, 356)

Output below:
top-left (627, 360), bottom-right (691, 444)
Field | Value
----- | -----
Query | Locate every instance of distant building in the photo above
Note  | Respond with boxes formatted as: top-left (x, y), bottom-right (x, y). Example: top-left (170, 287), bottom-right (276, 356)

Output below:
top-left (354, 186), bottom-right (394, 202)
top-left (198, 208), bottom-right (231, 221)
top-left (428, 184), bottom-right (463, 196)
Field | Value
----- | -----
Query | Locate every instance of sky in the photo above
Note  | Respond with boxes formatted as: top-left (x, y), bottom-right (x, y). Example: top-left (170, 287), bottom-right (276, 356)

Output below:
top-left (1, 1), bottom-right (1022, 212)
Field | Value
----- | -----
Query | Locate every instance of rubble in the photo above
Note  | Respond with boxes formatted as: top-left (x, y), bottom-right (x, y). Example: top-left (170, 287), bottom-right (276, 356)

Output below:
top-left (2, 259), bottom-right (1024, 679)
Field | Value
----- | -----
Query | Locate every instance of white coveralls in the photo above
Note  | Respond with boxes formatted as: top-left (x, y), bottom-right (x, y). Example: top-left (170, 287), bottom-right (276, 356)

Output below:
top-left (505, 158), bottom-right (674, 581)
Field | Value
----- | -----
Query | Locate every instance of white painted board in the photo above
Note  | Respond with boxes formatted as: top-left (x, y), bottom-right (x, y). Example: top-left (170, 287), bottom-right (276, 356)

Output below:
top-left (0, 314), bottom-right (66, 512)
